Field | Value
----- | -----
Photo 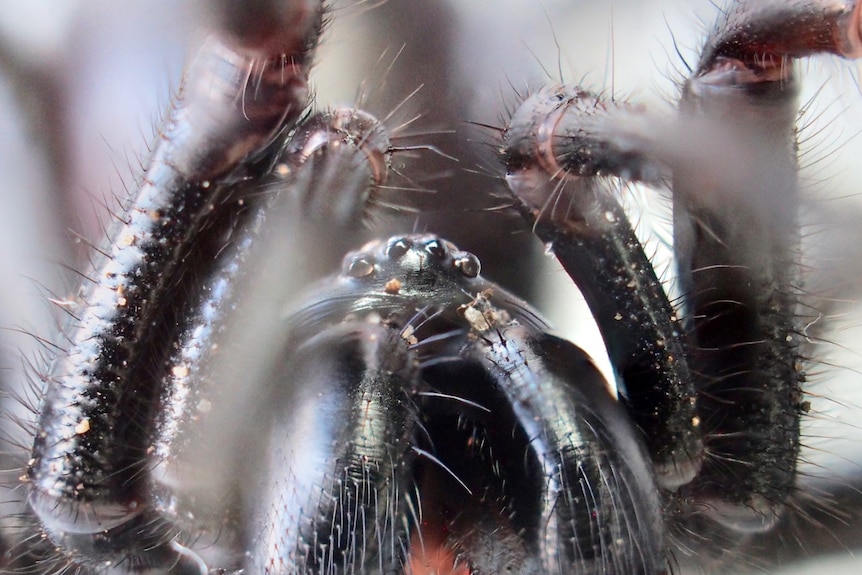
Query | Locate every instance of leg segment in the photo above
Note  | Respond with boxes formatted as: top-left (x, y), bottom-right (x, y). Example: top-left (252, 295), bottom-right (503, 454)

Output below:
top-left (502, 0), bottom-right (862, 547)
top-left (675, 0), bottom-right (862, 533)
top-left (27, 1), bottom-right (324, 570)
top-left (250, 323), bottom-right (419, 574)
top-left (418, 325), bottom-right (666, 574)
top-left (503, 86), bottom-right (703, 490)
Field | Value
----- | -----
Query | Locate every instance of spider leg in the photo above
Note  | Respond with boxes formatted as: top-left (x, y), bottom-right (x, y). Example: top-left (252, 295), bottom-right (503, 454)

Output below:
top-left (502, 87), bottom-right (703, 491)
top-left (250, 322), bottom-right (419, 573)
top-left (25, 1), bottom-right (326, 570)
top-left (675, 0), bottom-right (862, 536)
top-left (146, 104), bottom-right (397, 561)
top-left (503, 0), bottom-right (862, 557)
top-left (416, 324), bottom-right (666, 573)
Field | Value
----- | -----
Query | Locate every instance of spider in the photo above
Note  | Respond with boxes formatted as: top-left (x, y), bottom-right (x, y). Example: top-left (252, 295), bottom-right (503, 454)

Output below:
top-left (1, 0), bottom-right (862, 573)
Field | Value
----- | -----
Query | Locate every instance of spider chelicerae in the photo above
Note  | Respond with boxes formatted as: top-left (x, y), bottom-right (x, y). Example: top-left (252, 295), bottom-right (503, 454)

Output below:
top-left (1, 0), bottom-right (862, 573)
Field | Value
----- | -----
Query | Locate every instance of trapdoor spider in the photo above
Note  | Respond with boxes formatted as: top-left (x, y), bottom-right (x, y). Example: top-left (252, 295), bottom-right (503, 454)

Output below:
top-left (1, 0), bottom-right (862, 573)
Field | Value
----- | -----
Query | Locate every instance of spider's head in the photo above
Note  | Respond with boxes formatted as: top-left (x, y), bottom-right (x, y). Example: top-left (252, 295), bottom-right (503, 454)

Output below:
top-left (284, 235), bottom-right (494, 340)
top-left (339, 234), bottom-right (482, 298)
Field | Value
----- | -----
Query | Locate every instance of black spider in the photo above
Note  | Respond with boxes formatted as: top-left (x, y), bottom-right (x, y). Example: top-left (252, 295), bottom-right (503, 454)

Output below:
top-left (2, 0), bottom-right (862, 573)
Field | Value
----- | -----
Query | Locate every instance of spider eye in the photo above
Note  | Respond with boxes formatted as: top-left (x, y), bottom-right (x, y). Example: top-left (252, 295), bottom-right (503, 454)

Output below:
top-left (386, 237), bottom-right (413, 260)
top-left (345, 255), bottom-right (376, 278)
top-left (424, 239), bottom-right (447, 258)
top-left (453, 252), bottom-right (481, 278)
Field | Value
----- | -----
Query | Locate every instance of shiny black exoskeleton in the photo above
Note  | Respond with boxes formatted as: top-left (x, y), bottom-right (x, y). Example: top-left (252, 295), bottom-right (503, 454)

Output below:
top-left (8, 0), bottom-right (862, 573)
top-left (255, 234), bottom-right (663, 573)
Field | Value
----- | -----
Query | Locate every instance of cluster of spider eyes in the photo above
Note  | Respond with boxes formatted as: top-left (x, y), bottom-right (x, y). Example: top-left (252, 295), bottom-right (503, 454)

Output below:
top-left (342, 236), bottom-right (482, 281)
